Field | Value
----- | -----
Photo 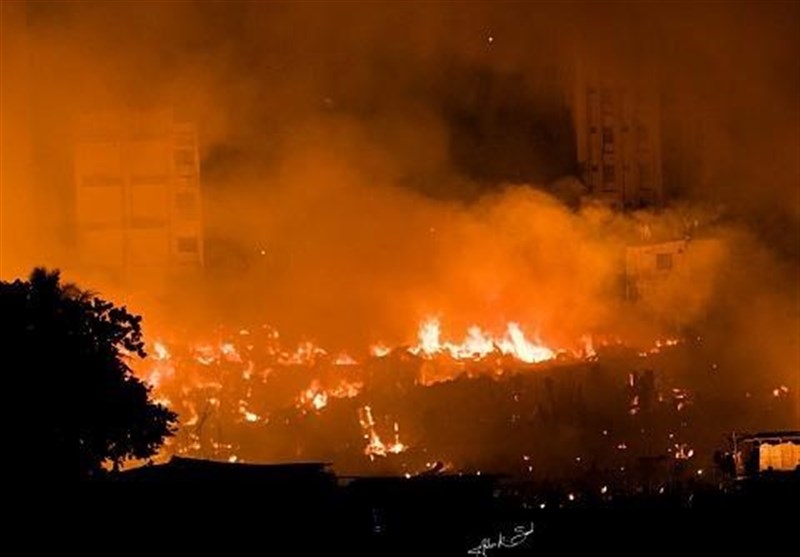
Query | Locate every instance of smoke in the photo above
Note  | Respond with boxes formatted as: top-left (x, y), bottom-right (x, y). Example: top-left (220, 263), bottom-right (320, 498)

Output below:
top-left (1, 2), bottom-right (798, 415)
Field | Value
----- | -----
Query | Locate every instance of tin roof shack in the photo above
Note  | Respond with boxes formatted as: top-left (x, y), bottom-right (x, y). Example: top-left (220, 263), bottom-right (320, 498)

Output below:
top-left (731, 431), bottom-right (800, 477)
top-left (709, 431), bottom-right (800, 517)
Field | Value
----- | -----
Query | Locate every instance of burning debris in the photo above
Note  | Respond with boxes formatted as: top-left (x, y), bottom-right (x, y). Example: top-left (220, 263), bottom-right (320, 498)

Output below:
top-left (124, 313), bottom-right (796, 484)
top-left (409, 318), bottom-right (557, 364)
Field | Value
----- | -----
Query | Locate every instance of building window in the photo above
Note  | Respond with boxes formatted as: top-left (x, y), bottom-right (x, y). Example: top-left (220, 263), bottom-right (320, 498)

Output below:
top-left (130, 218), bottom-right (165, 228)
top-left (176, 192), bottom-right (196, 212)
top-left (177, 236), bottom-right (199, 253)
top-left (602, 127), bottom-right (614, 145)
top-left (174, 149), bottom-right (195, 168)
top-left (603, 164), bottom-right (616, 184)
top-left (656, 253), bottom-right (673, 271)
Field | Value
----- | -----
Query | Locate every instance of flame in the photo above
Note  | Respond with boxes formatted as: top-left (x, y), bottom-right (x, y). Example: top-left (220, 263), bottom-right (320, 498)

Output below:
top-left (144, 340), bottom-right (175, 388)
top-left (773, 385), bottom-right (790, 397)
top-left (674, 443), bottom-right (694, 459)
top-left (135, 316), bottom-right (687, 464)
top-left (409, 317), bottom-right (557, 363)
top-left (298, 378), bottom-right (363, 411)
top-left (193, 343), bottom-right (216, 365)
top-left (153, 341), bottom-right (170, 360)
top-left (333, 352), bottom-right (358, 366)
top-left (299, 380), bottom-right (329, 411)
top-left (639, 337), bottom-right (681, 357)
top-left (238, 399), bottom-right (262, 423)
top-left (358, 406), bottom-right (407, 459)
top-left (369, 343), bottom-right (391, 358)
top-left (497, 322), bottom-right (555, 363)
top-left (413, 317), bottom-right (443, 356)
top-left (580, 334), bottom-right (596, 359)
top-left (279, 341), bottom-right (327, 366)
top-left (220, 342), bottom-right (242, 363)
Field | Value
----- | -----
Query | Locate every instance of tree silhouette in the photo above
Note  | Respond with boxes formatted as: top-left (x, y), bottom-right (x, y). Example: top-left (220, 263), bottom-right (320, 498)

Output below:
top-left (0, 268), bottom-right (177, 480)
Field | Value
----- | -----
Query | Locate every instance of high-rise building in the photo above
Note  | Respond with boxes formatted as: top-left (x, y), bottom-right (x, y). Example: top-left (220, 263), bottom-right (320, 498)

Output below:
top-left (73, 108), bottom-right (203, 287)
top-left (570, 62), bottom-right (663, 210)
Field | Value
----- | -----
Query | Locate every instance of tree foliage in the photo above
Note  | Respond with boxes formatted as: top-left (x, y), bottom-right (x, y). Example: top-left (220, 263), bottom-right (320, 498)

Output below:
top-left (0, 268), bottom-right (177, 479)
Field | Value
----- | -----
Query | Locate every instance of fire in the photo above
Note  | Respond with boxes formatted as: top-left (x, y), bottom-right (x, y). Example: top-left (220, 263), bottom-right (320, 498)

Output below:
top-left (238, 399), bottom-right (263, 424)
top-left (298, 378), bottom-right (363, 411)
top-left (497, 322), bottom-right (555, 363)
top-left (333, 352), bottom-right (358, 366)
top-left (358, 406), bottom-right (407, 459)
top-left (411, 317), bottom-right (443, 356)
top-left (298, 380), bottom-right (330, 411)
top-left (193, 343), bottom-right (216, 365)
top-left (674, 444), bottom-right (694, 460)
top-left (369, 343), bottom-right (391, 358)
top-left (153, 341), bottom-right (170, 360)
top-left (772, 385), bottom-right (789, 398)
top-left (144, 340), bottom-right (175, 388)
top-left (279, 341), bottom-right (327, 366)
top-left (135, 315), bottom-right (686, 465)
top-left (409, 317), bottom-right (557, 363)
top-left (220, 342), bottom-right (242, 363)
top-left (639, 337), bottom-right (681, 357)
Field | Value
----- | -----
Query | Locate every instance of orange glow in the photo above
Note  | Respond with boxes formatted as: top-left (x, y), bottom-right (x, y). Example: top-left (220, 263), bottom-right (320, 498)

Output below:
top-left (369, 343), bottom-right (392, 358)
top-left (333, 352), bottom-right (358, 366)
top-left (298, 377), bottom-right (363, 412)
top-left (358, 406), bottom-right (408, 459)
top-left (409, 317), bottom-right (558, 363)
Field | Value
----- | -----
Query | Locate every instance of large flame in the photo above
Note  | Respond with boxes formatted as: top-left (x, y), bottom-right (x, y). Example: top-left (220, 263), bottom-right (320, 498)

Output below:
top-left (409, 317), bottom-right (557, 363)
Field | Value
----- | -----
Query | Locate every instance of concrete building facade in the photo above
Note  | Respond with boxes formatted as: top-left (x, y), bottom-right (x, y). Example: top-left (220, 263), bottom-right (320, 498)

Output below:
top-left (74, 108), bottom-right (203, 287)
top-left (570, 63), bottom-right (663, 210)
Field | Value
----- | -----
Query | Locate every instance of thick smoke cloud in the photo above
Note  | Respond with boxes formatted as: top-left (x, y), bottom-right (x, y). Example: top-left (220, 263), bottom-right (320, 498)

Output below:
top-left (1, 1), bottom-right (798, 404)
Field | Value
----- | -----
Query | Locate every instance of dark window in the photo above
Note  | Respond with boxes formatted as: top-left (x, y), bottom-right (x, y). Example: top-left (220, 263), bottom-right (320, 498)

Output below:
top-left (603, 164), bottom-right (616, 184)
top-left (639, 162), bottom-right (651, 187)
top-left (656, 253), bottom-right (673, 270)
top-left (590, 126), bottom-right (598, 134)
top-left (177, 236), bottom-right (199, 253)
top-left (602, 127), bottom-right (614, 145)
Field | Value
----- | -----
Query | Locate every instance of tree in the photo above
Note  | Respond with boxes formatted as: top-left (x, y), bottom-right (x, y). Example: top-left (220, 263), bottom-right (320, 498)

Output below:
top-left (0, 268), bottom-right (177, 480)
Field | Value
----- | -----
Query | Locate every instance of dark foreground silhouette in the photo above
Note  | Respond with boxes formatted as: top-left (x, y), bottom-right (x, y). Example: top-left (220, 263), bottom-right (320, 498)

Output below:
top-left (0, 268), bottom-right (176, 480)
top-left (82, 456), bottom-right (799, 555)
